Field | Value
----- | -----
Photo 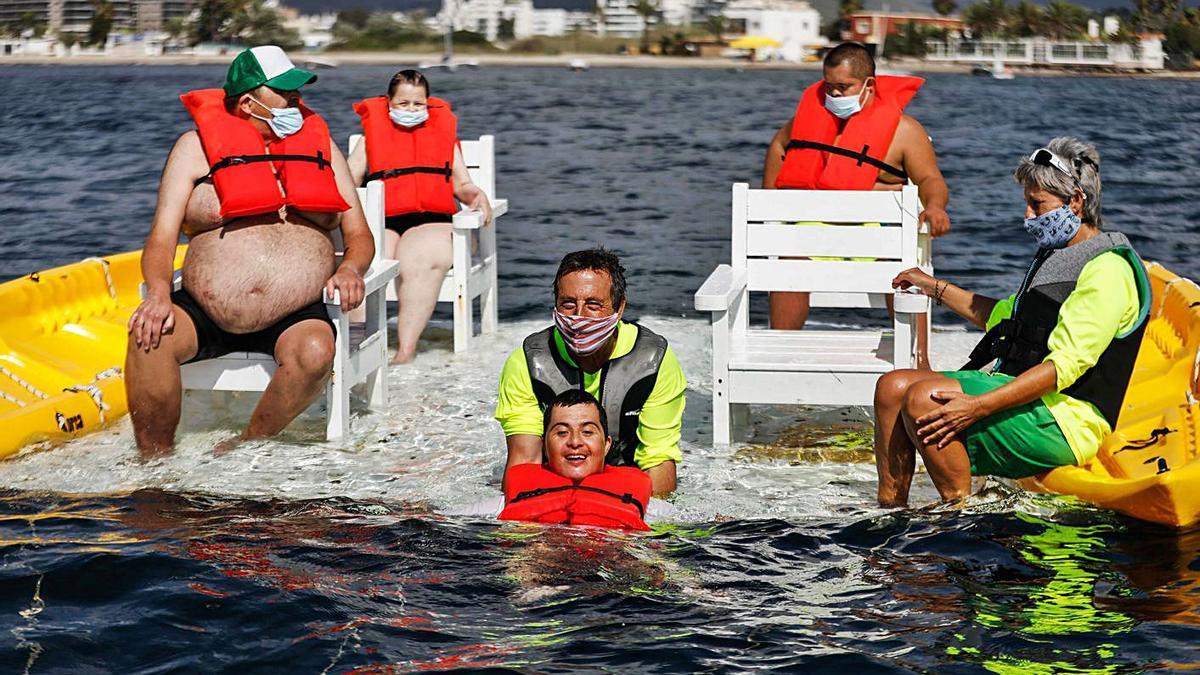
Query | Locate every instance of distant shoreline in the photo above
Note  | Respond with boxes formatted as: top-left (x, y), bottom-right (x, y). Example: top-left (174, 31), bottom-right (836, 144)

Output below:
top-left (3, 52), bottom-right (1197, 79)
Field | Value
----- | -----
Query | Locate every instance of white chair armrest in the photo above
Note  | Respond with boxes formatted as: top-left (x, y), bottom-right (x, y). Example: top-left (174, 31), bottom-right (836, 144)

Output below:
top-left (452, 198), bottom-right (508, 230)
top-left (138, 269), bottom-right (183, 299)
top-left (893, 288), bottom-right (930, 314)
top-left (695, 264), bottom-right (748, 312)
top-left (323, 259), bottom-right (401, 305)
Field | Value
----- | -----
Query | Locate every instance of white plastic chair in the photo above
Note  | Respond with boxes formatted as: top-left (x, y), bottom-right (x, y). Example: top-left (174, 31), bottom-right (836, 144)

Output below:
top-left (348, 134), bottom-right (509, 353)
top-left (169, 181), bottom-right (401, 440)
top-left (694, 183), bottom-right (932, 445)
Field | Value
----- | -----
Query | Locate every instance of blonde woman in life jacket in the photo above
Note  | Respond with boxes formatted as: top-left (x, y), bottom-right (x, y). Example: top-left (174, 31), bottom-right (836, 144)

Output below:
top-left (349, 70), bottom-right (493, 364)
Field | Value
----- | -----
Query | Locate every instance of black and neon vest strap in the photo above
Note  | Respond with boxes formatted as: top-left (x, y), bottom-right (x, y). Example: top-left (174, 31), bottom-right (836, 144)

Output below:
top-left (508, 484), bottom-right (647, 519)
top-left (784, 139), bottom-right (908, 182)
top-left (195, 151), bottom-right (331, 186)
top-left (364, 161), bottom-right (452, 184)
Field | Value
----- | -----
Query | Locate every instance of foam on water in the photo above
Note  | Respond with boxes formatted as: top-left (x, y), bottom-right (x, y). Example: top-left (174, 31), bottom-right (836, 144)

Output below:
top-left (0, 316), bottom-right (980, 522)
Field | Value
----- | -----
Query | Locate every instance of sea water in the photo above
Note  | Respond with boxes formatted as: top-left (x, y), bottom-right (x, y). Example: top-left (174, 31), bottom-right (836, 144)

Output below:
top-left (0, 65), bottom-right (1198, 671)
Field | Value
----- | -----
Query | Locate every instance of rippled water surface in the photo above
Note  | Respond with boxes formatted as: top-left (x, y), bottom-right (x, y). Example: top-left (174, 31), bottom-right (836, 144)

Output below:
top-left (1, 65), bottom-right (1199, 672)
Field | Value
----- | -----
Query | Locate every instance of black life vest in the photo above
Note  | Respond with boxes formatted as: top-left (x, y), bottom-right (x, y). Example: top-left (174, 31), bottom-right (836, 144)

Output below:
top-left (523, 323), bottom-right (668, 466)
top-left (963, 231), bottom-right (1150, 428)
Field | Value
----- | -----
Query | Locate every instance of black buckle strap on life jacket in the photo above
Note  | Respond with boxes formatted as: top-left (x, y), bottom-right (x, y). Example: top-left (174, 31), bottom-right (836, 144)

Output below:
top-left (364, 161), bottom-right (452, 184)
top-left (194, 151), bottom-right (330, 186)
top-left (1114, 427), bottom-right (1177, 454)
top-left (961, 318), bottom-right (1051, 371)
top-left (510, 484), bottom-right (647, 519)
top-left (784, 139), bottom-right (909, 182)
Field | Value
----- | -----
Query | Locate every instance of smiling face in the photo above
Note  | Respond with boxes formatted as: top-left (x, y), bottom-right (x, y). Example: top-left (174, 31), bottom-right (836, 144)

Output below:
top-left (544, 403), bottom-right (610, 483)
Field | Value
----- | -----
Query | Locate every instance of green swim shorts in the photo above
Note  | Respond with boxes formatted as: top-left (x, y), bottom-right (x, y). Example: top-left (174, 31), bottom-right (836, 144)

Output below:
top-left (939, 370), bottom-right (1076, 479)
top-left (794, 221), bottom-right (880, 262)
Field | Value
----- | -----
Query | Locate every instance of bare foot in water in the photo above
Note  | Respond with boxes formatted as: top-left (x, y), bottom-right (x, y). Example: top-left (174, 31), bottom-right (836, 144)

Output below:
top-left (389, 349), bottom-right (416, 366)
top-left (212, 434), bottom-right (244, 457)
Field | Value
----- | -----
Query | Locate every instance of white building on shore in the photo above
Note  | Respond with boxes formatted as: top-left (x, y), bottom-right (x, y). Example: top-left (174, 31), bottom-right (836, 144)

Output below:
top-left (925, 36), bottom-right (1165, 71)
top-left (441, 0), bottom-right (596, 40)
top-left (723, 0), bottom-right (823, 62)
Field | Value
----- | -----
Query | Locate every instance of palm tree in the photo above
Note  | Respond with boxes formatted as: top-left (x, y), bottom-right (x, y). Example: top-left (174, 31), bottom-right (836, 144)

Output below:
top-left (962, 0), bottom-right (1007, 37)
top-left (932, 0), bottom-right (957, 17)
top-left (634, 0), bottom-right (658, 55)
top-left (1007, 0), bottom-right (1041, 37)
top-left (592, 0), bottom-right (606, 38)
top-left (1041, 0), bottom-right (1087, 39)
top-left (704, 14), bottom-right (726, 41)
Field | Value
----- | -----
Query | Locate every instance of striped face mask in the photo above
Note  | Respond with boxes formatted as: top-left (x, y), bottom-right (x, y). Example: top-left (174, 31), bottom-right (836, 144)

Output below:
top-left (554, 310), bottom-right (621, 356)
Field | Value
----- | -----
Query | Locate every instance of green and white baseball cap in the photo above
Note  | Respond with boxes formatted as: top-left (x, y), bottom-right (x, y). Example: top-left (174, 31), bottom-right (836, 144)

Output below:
top-left (223, 45), bottom-right (317, 97)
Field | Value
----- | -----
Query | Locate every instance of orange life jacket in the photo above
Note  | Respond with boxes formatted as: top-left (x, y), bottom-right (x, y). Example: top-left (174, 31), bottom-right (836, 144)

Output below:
top-left (498, 464), bottom-right (652, 532)
top-left (354, 96), bottom-right (458, 217)
top-left (775, 75), bottom-right (924, 191)
top-left (181, 88), bottom-right (350, 220)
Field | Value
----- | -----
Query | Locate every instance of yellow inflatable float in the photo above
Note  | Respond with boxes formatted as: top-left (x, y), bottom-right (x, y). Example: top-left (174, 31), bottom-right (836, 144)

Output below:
top-left (0, 252), bottom-right (1198, 528)
top-left (0, 248), bottom-right (185, 458)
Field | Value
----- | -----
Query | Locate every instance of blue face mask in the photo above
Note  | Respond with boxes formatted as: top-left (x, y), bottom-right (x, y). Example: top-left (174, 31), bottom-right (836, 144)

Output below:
top-left (249, 96), bottom-right (304, 139)
top-left (1024, 205), bottom-right (1081, 249)
top-left (390, 108), bottom-right (429, 127)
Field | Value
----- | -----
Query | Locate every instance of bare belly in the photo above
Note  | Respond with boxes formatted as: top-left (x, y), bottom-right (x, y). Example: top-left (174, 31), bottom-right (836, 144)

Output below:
top-left (182, 215), bottom-right (335, 334)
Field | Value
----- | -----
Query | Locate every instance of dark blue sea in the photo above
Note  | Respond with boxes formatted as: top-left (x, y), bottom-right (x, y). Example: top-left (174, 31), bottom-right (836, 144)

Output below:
top-left (0, 64), bottom-right (1199, 672)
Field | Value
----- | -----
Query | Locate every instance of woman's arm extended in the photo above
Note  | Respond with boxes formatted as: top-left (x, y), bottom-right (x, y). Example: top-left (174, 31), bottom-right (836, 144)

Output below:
top-left (893, 267), bottom-right (998, 330)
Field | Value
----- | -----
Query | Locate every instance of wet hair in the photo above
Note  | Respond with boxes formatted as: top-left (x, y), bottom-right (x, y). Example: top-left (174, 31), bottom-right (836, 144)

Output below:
top-left (824, 42), bottom-right (876, 79)
top-left (1014, 136), bottom-right (1103, 227)
top-left (543, 389), bottom-right (608, 437)
top-left (553, 247), bottom-right (627, 310)
top-left (387, 69), bottom-right (430, 98)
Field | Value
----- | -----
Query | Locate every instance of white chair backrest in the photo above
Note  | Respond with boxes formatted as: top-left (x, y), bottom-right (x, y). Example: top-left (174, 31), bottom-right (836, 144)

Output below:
top-left (733, 183), bottom-right (921, 295)
top-left (347, 133), bottom-right (497, 202)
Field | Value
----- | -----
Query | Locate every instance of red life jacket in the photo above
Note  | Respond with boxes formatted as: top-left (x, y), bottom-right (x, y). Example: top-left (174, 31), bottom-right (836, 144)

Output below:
top-left (181, 88), bottom-right (350, 220)
top-left (774, 75), bottom-right (924, 191)
top-left (354, 96), bottom-right (458, 217)
top-left (498, 464), bottom-right (652, 532)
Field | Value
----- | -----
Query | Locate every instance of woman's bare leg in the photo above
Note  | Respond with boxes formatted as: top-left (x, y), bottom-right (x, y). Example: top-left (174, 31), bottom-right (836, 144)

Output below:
top-left (392, 222), bottom-right (452, 364)
top-left (874, 369), bottom-right (945, 507)
top-left (900, 377), bottom-right (973, 501)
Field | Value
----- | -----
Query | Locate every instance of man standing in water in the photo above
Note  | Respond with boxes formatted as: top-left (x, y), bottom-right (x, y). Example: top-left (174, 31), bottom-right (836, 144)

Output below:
top-left (495, 248), bottom-right (686, 495)
top-left (762, 42), bottom-right (951, 364)
top-left (125, 45), bottom-right (375, 454)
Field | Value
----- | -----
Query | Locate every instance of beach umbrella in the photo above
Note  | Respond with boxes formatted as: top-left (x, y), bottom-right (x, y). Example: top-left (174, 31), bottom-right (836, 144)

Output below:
top-left (728, 36), bottom-right (782, 49)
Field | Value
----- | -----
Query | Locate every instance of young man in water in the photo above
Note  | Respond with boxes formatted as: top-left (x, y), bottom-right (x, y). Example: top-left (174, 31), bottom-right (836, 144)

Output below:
top-left (124, 45), bottom-right (375, 455)
top-left (495, 248), bottom-right (686, 495)
top-left (762, 42), bottom-right (951, 364)
top-left (457, 389), bottom-right (673, 525)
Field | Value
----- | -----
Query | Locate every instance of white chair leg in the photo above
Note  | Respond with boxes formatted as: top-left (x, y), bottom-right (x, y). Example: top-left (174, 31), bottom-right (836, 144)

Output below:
top-left (367, 290), bottom-right (387, 408)
top-left (452, 227), bottom-right (472, 354)
top-left (711, 309), bottom-right (733, 446)
top-left (480, 223), bottom-right (498, 335)
top-left (326, 310), bottom-right (352, 440)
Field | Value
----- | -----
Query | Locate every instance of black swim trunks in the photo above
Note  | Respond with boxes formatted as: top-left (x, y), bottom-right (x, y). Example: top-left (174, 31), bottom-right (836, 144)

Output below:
top-left (385, 211), bottom-right (453, 236)
top-left (172, 287), bottom-right (335, 364)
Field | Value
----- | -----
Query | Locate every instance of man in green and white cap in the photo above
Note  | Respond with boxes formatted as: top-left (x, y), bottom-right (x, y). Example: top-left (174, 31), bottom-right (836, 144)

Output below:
top-left (223, 45), bottom-right (318, 96)
top-left (125, 45), bottom-right (376, 456)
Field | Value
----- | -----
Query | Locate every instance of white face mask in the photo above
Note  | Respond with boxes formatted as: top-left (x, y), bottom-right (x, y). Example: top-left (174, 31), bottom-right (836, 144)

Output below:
top-left (389, 108), bottom-right (429, 127)
top-left (823, 80), bottom-right (872, 119)
top-left (248, 95), bottom-right (304, 138)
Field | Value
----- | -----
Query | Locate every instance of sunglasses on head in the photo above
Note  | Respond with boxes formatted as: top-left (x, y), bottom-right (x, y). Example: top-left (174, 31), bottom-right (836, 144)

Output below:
top-left (1030, 148), bottom-right (1086, 198)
